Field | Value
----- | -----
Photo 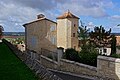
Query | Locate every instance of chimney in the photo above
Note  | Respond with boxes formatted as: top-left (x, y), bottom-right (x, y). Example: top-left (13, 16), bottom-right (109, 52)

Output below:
top-left (37, 14), bottom-right (45, 19)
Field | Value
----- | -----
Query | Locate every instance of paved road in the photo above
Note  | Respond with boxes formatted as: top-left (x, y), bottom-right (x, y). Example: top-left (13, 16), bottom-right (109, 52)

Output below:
top-left (49, 70), bottom-right (93, 80)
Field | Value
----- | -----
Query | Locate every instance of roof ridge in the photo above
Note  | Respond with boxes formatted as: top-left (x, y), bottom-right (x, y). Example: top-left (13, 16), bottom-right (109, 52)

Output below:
top-left (56, 10), bottom-right (79, 19)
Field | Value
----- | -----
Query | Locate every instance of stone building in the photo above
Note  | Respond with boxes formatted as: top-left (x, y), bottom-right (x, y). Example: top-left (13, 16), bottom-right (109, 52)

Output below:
top-left (23, 11), bottom-right (80, 52)
top-left (23, 14), bottom-right (57, 52)
top-left (57, 11), bottom-right (79, 50)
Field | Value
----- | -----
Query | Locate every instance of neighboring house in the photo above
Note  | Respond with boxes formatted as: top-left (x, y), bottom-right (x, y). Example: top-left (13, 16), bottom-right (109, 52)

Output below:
top-left (23, 14), bottom-right (57, 53)
top-left (96, 34), bottom-right (120, 55)
top-left (97, 46), bottom-right (111, 56)
top-left (23, 11), bottom-right (80, 52)
top-left (116, 36), bottom-right (120, 46)
top-left (112, 33), bottom-right (120, 54)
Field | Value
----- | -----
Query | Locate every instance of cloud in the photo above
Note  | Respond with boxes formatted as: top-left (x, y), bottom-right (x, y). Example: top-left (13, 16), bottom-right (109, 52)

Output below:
top-left (57, 0), bottom-right (111, 18)
top-left (2, 0), bottom-right (68, 11)
top-left (86, 22), bottom-right (95, 31)
top-left (88, 22), bottom-right (94, 26)
top-left (0, 0), bottom-right (118, 32)
top-left (0, 1), bottom-right (41, 32)
top-left (110, 15), bottom-right (120, 20)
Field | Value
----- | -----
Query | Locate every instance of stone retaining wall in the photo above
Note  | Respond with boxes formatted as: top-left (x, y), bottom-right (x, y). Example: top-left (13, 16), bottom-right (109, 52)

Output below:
top-left (40, 55), bottom-right (58, 69)
top-left (40, 55), bottom-right (97, 78)
top-left (4, 39), bottom-right (120, 80)
top-left (60, 59), bottom-right (97, 77)
top-left (97, 56), bottom-right (120, 80)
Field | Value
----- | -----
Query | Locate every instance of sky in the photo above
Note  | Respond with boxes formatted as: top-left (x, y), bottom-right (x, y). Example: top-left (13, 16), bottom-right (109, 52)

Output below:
top-left (0, 0), bottom-right (120, 33)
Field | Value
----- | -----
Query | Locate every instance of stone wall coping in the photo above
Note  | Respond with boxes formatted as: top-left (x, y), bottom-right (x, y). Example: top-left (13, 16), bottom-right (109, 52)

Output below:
top-left (41, 55), bottom-right (58, 65)
top-left (75, 62), bottom-right (97, 71)
top-left (98, 56), bottom-right (120, 63)
top-left (61, 59), bottom-right (76, 64)
top-left (61, 59), bottom-right (97, 71)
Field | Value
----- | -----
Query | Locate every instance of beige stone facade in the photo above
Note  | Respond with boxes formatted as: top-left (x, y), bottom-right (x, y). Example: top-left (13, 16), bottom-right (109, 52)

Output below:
top-left (23, 11), bottom-right (80, 52)
top-left (23, 17), bottom-right (57, 53)
top-left (97, 56), bottom-right (120, 79)
top-left (57, 18), bottom-right (79, 50)
top-left (57, 11), bottom-right (79, 50)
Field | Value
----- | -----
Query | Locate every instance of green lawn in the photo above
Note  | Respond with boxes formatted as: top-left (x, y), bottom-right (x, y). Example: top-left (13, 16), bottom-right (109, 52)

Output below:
top-left (0, 42), bottom-right (38, 80)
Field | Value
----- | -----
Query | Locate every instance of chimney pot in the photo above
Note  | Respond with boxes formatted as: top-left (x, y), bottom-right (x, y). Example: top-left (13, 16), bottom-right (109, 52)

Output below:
top-left (37, 14), bottom-right (45, 19)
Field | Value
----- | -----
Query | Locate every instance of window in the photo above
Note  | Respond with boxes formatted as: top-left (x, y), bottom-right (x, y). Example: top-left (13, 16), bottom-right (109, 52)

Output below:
top-left (103, 49), bottom-right (107, 53)
top-left (51, 37), bottom-right (56, 45)
top-left (31, 36), bottom-right (37, 47)
top-left (74, 24), bottom-right (76, 27)
top-left (74, 46), bottom-right (76, 49)
top-left (78, 40), bottom-right (81, 47)
top-left (100, 49), bottom-right (102, 54)
top-left (73, 33), bottom-right (75, 37)
top-left (50, 26), bottom-right (56, 31)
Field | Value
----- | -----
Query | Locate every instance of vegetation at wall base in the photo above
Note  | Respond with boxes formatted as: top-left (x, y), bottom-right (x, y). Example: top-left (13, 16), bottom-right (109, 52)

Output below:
top-left (64, 48), bottom-right (80, 62)
top-left (79, 50), bottom-right (98, 67)
top-left (64, 48), bottom-right (98, 67)
top-left (0, 42), bottom-right (38, 80)
top-left (110, 54), bottom-right (120, 58)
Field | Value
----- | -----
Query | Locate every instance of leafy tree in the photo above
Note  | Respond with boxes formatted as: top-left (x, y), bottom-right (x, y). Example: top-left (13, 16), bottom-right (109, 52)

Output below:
top-left (78, 21), bottom-right (89, 47)
top-left (117, 24), bottom-right (120, 26)
top-left (79, 50), bottom-right (98, 67)
top-left (89, 25), bottom-right (112, 48)
top-left (77, 22), bottom-right (99, 66)
top-left (0, 25), bottom-right (4, 39)
top-left (111, 35), bottom-right (116, 55)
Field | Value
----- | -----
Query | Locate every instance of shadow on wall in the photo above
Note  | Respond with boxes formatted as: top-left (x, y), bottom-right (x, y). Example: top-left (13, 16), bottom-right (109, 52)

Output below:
top-left (40, 38), bottom-right (57, 52)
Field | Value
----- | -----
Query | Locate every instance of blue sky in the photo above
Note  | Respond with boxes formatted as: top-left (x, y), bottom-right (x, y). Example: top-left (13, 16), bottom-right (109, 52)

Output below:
top-left (0, 0), bottom-right (120, 33)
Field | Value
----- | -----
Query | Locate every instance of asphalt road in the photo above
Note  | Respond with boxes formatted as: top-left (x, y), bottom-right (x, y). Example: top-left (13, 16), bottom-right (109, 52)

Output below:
top-left (50, 70), bottom-right (93, 80)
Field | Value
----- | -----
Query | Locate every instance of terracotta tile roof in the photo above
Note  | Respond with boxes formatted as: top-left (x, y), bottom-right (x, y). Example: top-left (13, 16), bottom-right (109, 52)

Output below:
top-left (56, 11), bottom-right (79, 19)
top-left (23, 18), bottom-right (56, 27)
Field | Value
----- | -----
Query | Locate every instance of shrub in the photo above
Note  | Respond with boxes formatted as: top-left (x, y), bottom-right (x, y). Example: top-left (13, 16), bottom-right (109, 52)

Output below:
top-left (64, 48), bottom-right (99, 67)
top-left (64, 48), bottom-right (80, 62)
top-left (79, 49), bottom-right (98, 67)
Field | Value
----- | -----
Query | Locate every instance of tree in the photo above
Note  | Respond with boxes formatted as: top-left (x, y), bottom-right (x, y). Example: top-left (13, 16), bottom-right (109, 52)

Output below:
top-left (117, 24), bottom-right (120, 26)
top-left (78, 21), bottom-right (89, 47)
top-left (89, 25), bottom-right (112, 48)
top-left (111, 35), bottom-right (116, 55)
top-left (0, 25), bottom-right (4, 39)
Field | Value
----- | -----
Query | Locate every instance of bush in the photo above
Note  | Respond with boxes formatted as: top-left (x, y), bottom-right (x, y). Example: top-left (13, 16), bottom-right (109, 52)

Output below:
top-left (64, 48), bottom-right (80, 62)
top-left (79, 51), bottom-right (98, 67)
top-left (64, 48), bottom-right (99, 67)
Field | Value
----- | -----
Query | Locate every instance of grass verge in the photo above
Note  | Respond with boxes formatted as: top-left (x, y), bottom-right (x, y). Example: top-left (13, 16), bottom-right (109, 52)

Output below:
top-left (0, 42), bottom-right (38, 80)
